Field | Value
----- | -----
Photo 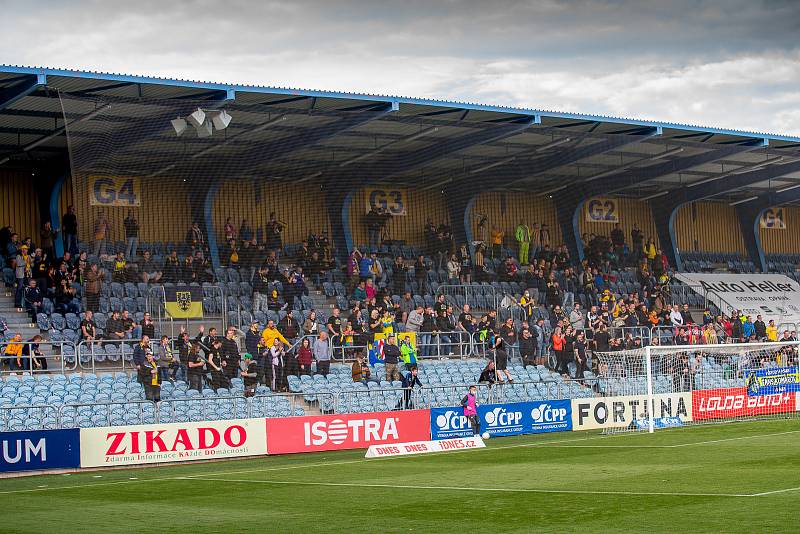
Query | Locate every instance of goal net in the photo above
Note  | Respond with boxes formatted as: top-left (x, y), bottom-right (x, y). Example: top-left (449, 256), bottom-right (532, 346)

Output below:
top-left (593, 341), bottom-right (800, 434)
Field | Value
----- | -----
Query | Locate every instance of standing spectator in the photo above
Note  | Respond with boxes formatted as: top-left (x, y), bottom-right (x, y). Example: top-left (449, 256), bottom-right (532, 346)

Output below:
top-left (124, 211), bottom-right (139, 259)
top-left (552, 326), bottom-right (567, 376)
top-left (303, 310), bottom-right (320, 336)
top-left (400, 366), bottom-right (423, 409)
top-left (490, 224), bottom-right (504, 259)
top-left (406, 304), bottom-right (424, 334)
top-left (297, 337), bottom-right (313, 375)
top-left (186, 342), bottom-right (205, 391)
top-left (519, 327), bottom-right (536, 368)
top-left (313, 331), bottom-right (331, 376)
top-left (93, 213), bottom-right (111, 257)
top-left (187, 222), bottom-right (205, 251)
top-left (139, 351), bottom-right (161, 402)
top-left (62, 206), bottom-right (78, 255)
top-left (221, 326), bottom-right (241, 382)
top-left (383, 334), bottom-right (402, 382)
top-left (132, 335), bottom-right (149, 382)
top-left (351, 351), bottom-right (371, 383)
top-left (574, 332), bottom-right (588, 380)
top-left (84, 263), bottom-right (105, 312)
top-left (163, 250), bottom-right (181, 283)
top-left (223, 217), bottom-right (236, 242)
top-left (265, 212), bottom-right (284, 253)
top-left (266, 339), bottom-right (286, 391)
top-left (14, 245), bottom-right (31, 308)
top-left (240, 219), bottom-right (254, 243)
top-left (241, 353), bottom-right (259, 397)
top-left (414, 255), bottom-right (429, 294)
top-left (515, 221), bottom-right (531, 265)
top-left (39, 222), bottom-right (58, 260)
top-left (446, 254), bottom-right (460, 282)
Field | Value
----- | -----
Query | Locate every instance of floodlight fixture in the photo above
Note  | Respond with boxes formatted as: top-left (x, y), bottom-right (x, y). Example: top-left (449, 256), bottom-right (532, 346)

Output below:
top-left (196, 119), bottom-right (213, 138)
top-left (171, 117), bottom-right (187, 136)
top-left (210, 110), bottom-right (233, 130)
top-left (186, 108), bottom-right (206, 128)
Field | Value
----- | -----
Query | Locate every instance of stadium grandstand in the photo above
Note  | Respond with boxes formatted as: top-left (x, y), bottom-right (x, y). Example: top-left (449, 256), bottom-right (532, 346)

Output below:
top-left (1, 63), bottom-right (800, 436)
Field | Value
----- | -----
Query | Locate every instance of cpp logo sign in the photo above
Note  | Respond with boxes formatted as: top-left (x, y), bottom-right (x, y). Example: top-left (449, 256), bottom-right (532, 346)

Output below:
top-left (528, 399), bottom-right (572, 434)
top-left (483, 407), bottom-right (523, 428)
top-left (430, 408), bottom-right (472, 440)
top-left (479, 403), bottom-right (526, 437)
top-left (435, 410), bottom-right (469, 432)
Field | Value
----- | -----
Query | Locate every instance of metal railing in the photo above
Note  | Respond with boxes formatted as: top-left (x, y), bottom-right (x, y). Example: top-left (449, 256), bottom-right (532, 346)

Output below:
top-left (0, 341), bottom-right (78, 375)
top-left (435, 284), bottom-right (498, 313)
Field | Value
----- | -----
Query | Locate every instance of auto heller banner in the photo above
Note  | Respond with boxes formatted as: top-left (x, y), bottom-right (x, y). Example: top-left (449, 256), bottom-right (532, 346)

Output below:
top-left (430, 400), bottom-right (572, 440)
top-left (692, 387), bottom-right (796, 421)
top-left (265, 410), bottom-right (431, 454)
top-left (80, 419), bottom-right (267, 467)
top-left (0, 429), bottom-right (80, 473)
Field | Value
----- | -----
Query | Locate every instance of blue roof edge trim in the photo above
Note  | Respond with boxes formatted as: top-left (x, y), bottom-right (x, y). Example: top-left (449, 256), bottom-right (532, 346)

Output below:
top-left (2, 64), bottom-right (799, 143)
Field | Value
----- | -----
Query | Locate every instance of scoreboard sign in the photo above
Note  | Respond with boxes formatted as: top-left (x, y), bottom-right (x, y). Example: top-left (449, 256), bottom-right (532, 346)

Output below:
top-left (365, 188), bottom-right (407, 216)
top-left (89, 176), bottom-right (141, 207)
top-left (760, 207), bottom-right (786, 230)
top-left (584, 198), bottom-right (619, 223)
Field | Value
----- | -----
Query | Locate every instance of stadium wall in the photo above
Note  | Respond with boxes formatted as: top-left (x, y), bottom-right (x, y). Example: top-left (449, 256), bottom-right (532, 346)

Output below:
top-left (0, 170), bottom-right (41, 243)
top-left (759, 206), bottom-right (800, 254)
top-left (579, 198), bottom-right (660, 250)
top-left (211, 179), bottom-right (332, 247)
top-left (348, 188), bottom-right (450, 249)
top-left (674, 201), bottom-right (746, 253)
top-left (472, 192), bottom-right (562, 249)
top-left (69, 176), bottom-right (192, 245)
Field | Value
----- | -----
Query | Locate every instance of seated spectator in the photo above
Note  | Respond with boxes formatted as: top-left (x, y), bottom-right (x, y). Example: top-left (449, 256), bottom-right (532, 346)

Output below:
top-left (163, 250), bottom-right (181, 283)
top-left (353, 280), bottom-right (367, 302)
top-left (81, 310), bottom-right (98, 341)
top-left (3, 333), bottom-right (24, 371)
top-left (365, 278), bottom-right (377, 301)
top-left (23, 279), bottom-right (43, 322)
top-left (139, 250), bottom-right (162, 283)
top-left (121, 309), bottom-right (140, 338)
top-left (351, 352), bottom-right (371, 383)
top-left (105, 310), bottom-right (125, 340)
top-left (55, 278), bottom-right (79, 314)
top-left (112, 251), bottom-right (130, 282)
top-left (22, 335), bottom-right (47, 371)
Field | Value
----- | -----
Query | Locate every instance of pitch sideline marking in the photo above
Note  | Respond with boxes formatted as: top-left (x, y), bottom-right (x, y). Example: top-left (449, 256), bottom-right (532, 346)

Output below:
top-left (750, 486), bottom-right (800, 497)
top-left (0, 425), bottom-right (797, 496)
top-left (182, 476), bottom-right (754, 498)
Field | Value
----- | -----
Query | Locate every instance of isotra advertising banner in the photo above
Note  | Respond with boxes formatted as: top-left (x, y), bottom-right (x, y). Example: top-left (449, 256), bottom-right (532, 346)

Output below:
top-left (265, 410), bottom-right (431, 454)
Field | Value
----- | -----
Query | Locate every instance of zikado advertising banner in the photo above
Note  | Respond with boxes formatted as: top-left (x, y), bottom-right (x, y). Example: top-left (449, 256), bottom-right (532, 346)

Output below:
top-left (674, 273), bottom-right (800, 325)
top-left (265, 410), bottom-right (431, 454)
top-left (80, 418), bottom-right (267, 468)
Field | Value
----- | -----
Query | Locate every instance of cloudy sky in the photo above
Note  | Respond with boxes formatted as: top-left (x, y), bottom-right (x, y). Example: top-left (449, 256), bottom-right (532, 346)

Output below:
top-left (2, 0), bottom-right (799, 135)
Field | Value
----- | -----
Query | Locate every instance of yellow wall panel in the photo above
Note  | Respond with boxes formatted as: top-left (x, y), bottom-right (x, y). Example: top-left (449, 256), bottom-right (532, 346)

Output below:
top-left (0, 171), bottom-right (40, 243)
top-left (674, 201), bottom-right (745, 253)
top-left (348, 188), bottom-right (449, 248)
top-left (759, 206), bottom-right (800, 254)
top-left (212, 180), bottom-right (331, 246)
top-left (472, 192), bottom-right (561, 248)
top-left (579, 198), bottom-right (660, 251)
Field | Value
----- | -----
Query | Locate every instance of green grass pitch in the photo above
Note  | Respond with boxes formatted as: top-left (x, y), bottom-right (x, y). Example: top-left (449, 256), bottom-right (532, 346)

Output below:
top-left (1, 419), bottom-right (799, 533)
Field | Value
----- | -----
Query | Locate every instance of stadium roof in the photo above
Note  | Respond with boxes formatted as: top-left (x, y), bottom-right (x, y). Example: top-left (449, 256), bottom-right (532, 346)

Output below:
top-left (3, 64), bottom-right (800, 205)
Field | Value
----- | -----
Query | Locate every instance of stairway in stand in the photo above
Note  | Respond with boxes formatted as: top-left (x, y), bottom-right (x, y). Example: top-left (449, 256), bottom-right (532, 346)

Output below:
top-left (0, 289), bottom-right (42, 341)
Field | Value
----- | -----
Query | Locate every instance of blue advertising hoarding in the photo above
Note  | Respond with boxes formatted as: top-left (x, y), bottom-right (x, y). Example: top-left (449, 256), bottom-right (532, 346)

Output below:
top-left (430, 400), bottom-right (572, 440)
top-left (0, 429), bottom-right (80, 473)
top-left (746, 366), bottom-right (800, 396)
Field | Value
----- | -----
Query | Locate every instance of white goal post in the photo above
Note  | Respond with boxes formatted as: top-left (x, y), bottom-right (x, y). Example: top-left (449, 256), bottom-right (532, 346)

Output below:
top-left (593, 341), bottom-right (800, 434)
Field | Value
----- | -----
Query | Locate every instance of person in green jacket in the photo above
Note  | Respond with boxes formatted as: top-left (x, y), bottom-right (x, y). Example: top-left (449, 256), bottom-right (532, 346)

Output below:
top-left (515, 221), bottom-right (531, 265)
top-left (400, 337), bottom-right (418, 370)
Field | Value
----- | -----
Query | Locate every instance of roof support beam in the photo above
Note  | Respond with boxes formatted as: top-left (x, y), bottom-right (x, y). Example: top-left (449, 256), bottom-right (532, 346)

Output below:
top-left (0, 73), bottom-right (45, 112)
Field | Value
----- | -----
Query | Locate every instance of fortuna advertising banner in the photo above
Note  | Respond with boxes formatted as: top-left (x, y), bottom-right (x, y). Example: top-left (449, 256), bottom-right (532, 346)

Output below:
top-left (674, 273), bottom-right (800, 325)
top-left (571, 392), bottom-right (692, 431)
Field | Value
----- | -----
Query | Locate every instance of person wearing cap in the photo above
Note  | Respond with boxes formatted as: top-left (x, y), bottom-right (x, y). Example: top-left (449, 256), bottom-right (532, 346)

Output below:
top-left (241, 353), bottom-right (259, 397)
top-left (351, 351), bottom-right (371, 383)
top-left (383, 334), bottom-right (402, 382)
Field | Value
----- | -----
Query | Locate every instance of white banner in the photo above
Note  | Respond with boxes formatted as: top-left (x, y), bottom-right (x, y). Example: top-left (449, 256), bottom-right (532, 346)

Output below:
top-left (80, 418), bottom-right (267, 468)
top-left (674, 273), bottom-right (800, 325)
top-left (571, 392), bottom-right (692, 431)
top-left (365, 437), bottom-right (485, 458)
